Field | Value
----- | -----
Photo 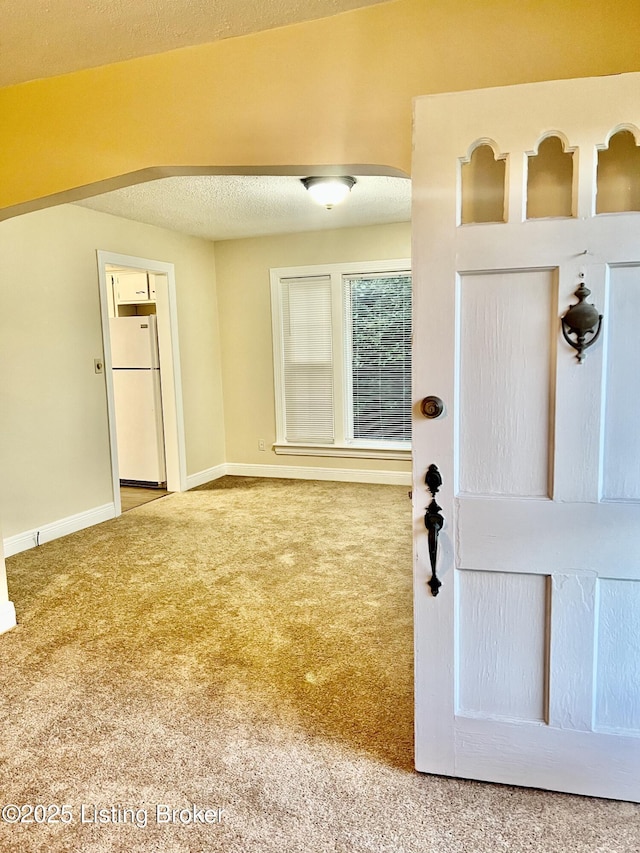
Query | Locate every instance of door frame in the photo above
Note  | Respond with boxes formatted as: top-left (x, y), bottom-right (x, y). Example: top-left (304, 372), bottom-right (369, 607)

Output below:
top-left (97, 250), bottom-right (187, 515)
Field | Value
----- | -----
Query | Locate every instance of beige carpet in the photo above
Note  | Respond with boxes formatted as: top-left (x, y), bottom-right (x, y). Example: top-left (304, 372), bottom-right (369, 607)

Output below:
top-left (1, 477), bottom-right (637, 852)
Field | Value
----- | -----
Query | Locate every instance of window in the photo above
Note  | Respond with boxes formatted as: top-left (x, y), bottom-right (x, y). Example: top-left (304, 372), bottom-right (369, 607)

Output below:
top-left (271, 260), bottom-right (411, 459)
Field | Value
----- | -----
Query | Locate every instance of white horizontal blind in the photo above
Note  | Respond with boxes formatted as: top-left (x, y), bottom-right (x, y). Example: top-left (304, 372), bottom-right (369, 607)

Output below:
top-left (344, 272), bottom-right (412, 443)
top-left (280, 276), bottom-right (334, 443)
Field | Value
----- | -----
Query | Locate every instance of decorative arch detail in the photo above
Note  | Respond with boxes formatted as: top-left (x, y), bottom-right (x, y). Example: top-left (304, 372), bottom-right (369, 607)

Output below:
top-left (460, 137), bottom-right (506, 164)
top-left (526, 132), bottom-right (575, 219)
top-left (460, 139), bottom-right (507, 224)
top-left (528, 130), bottom-right (574, 156)
top-left (597, 125), bottom-right (640, 213)
top-left (600, 123), bottom-right (640, 148)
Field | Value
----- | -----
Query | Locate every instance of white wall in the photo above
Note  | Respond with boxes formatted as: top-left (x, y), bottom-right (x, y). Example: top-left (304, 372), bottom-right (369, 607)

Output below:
top-left (0, 209), bottom-right (410, 566)
top-left (214, 222), bottom-right (412, 476)
top-left (0, 204), bottom-right (224, 541)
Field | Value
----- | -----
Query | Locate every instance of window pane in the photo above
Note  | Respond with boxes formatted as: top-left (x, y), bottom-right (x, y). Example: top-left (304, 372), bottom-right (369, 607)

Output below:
top-left (345, 274), bottom-right (412, 443)
top-left (281, 276), bottom-right (334, 443)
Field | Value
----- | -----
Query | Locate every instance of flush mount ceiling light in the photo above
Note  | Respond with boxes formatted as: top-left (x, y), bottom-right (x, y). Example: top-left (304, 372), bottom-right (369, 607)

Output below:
top-left (301, 176), bottom-right (356, 209)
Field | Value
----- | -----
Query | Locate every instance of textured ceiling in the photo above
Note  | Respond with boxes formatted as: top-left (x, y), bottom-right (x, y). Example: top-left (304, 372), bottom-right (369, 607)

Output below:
top-left (0, 0), bottom-right (391, 87)
top-left (75, 174), bottom-right (411, 241)
top-left (6, 1), bottom-right (408, 240)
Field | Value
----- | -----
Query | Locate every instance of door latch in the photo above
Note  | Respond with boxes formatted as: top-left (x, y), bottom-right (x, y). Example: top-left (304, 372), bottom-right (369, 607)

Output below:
top-left (424, 464), bottom-right (445, 596)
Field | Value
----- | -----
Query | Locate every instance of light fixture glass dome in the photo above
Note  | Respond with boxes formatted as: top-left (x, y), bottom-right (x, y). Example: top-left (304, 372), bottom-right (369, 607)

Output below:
top-left (301, 176), bottom-right (356, 209)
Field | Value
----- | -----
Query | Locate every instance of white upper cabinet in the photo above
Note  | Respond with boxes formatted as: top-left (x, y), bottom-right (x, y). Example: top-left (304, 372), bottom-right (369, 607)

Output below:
top-left (112, 271), bottom-right (150, 304)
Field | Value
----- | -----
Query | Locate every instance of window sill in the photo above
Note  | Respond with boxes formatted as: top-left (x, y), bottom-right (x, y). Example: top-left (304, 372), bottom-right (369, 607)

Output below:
top-left (273, 442), bottom-right (411, 461)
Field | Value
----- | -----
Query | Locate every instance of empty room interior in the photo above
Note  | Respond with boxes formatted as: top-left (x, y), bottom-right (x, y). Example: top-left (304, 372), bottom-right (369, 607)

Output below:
top-left (1, 1), bottom-right (639, 851)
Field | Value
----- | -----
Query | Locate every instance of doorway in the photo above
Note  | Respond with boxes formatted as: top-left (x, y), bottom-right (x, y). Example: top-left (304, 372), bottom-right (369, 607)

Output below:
top-left (120, 484), bottom-right (170, 512)
top-left (97, 251), bottom-right (187, 516)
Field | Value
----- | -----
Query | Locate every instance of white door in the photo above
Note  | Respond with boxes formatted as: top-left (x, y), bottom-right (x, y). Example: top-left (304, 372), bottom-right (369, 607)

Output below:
top-left (412, 73), bottom-right (640, 801)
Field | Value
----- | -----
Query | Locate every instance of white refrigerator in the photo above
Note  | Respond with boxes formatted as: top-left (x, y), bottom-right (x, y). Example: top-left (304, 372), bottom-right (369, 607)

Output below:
top-left (109, 315), bottom-right (166, 486)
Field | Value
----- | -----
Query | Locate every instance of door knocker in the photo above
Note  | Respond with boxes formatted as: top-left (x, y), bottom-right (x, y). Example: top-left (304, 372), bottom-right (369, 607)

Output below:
top-left (561, 277), bottom-right (603, 364)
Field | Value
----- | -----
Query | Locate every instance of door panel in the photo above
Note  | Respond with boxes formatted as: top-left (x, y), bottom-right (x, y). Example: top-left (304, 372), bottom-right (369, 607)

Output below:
top-left (595, 579), bottom-right (640, 733)
top-left (548, 572), bottom-right (596, 730)
top-left (412, 72), bottom-right (640, 801)
top-left (603, 264), bottom-right (640, 500)
top-left (458, 269), bottom-right (554, 497)
top-left (458, 570), bottom-right (549, 722)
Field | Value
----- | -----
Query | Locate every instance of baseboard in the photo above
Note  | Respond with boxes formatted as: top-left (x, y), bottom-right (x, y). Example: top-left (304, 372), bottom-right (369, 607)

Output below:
top-left (3, 503), bottom-right (116, 557)
top-left (185, 464), bottom-right (227, 490)
top-left (3, 464), bottom-right (407, 558)
top-left (225, 462), bottom-right (412, 486)
top-left (0, 600), bottom-right (17, 634)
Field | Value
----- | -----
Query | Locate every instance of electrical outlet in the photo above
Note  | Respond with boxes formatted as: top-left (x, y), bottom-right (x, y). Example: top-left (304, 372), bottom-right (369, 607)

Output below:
top-left (94, 358), bottom-right (104, 374)
top-left (258, 439), bottom-right (266, 451)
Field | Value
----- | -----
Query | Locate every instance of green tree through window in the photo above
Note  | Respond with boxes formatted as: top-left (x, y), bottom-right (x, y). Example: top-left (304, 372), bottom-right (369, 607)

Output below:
top-left (347, 274), bottom-right (412, 443)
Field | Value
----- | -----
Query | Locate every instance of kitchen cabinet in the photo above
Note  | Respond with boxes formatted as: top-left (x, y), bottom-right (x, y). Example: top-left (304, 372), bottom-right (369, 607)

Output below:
top-left (111, 271), bottom-right (150, 304)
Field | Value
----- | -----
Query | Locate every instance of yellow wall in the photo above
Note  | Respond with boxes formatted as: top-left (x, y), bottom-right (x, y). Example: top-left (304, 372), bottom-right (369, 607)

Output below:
top-left (2, 0), bottom-right (640, 216)
top-left (215, 221), bottom-right (411, 473)
top-left (0, 204), bottom-right (224, 539)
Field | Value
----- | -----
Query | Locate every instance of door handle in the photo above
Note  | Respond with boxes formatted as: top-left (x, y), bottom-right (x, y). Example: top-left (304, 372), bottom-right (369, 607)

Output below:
top-left (424, 464), bottom-right (445, 596)
top-left (420, 395), bottom-right (444, 419)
